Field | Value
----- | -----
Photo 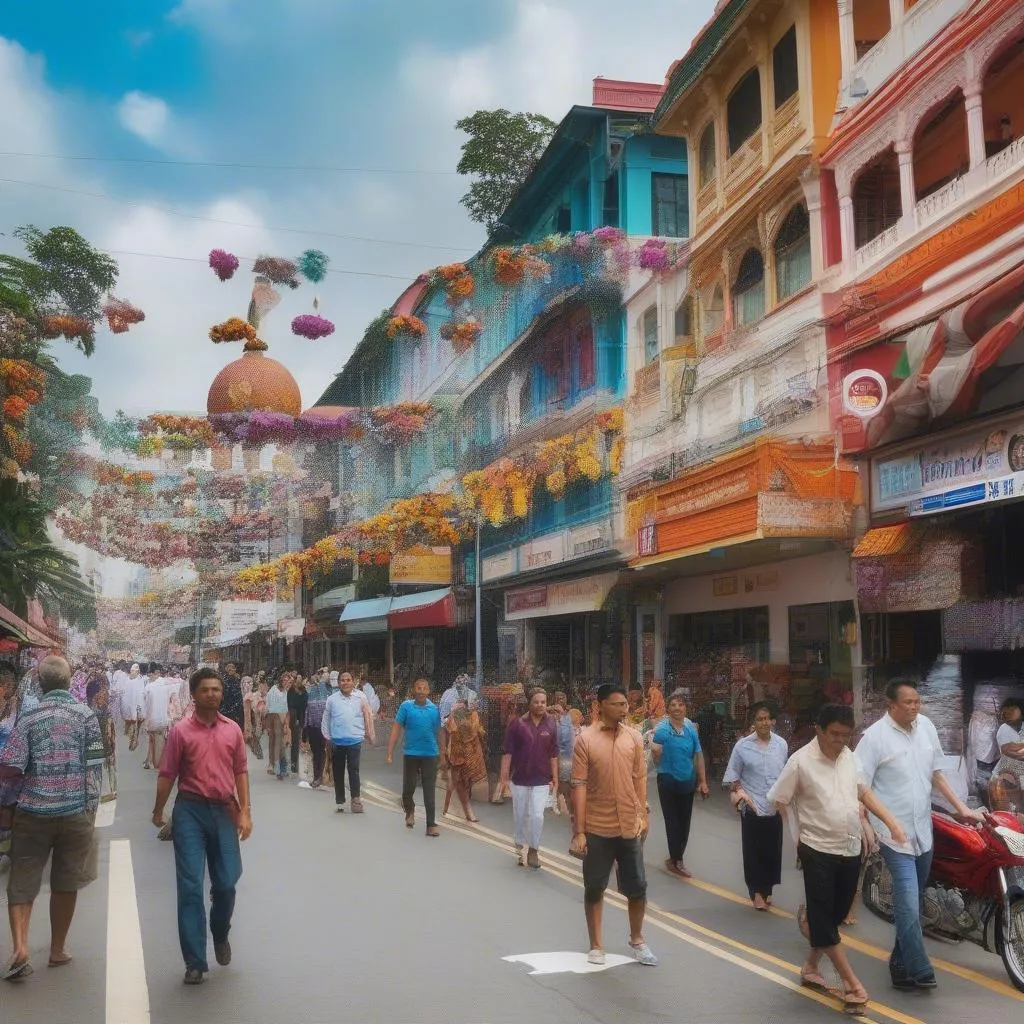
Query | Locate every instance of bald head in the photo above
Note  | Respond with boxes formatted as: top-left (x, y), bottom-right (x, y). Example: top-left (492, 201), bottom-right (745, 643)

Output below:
top-left (38, 655), bottom-right (72, 693)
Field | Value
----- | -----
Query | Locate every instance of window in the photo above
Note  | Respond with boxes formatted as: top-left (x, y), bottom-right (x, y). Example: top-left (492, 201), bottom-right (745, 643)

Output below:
top-left (603, 172), bottom-right (620, 227)
top-left (555, 206), bottom-right (571, 233)
top-left (698, 123), bottom-right (717, 187)
top-left (774, 204), bottom-right (811, 301)
top-left (574, 320), bottom-right (596, 391)
top-left (727, 68), bottom-right (762, 154)
top-left (642, 306), bottom-right (659, 364)
top-left (651, 173), bottom-right (689, 237)
top-left (674, 296), bottom-right (694, 341)
top-left (772, 26), bottom-right (799, 108)
top-left (733, 248), bottom-right (765, 326)
top-left (853, 148), bottom-right (902, 248)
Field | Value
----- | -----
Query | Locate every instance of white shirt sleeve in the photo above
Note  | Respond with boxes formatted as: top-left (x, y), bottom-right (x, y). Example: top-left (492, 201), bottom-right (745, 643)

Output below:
top-left (854, 728), bottom-right (879, 787)
top-left (767, 751), bottom-right (798, 807)
top-left (321, 696), bottom-right (333, 741)
top-left (997, 723), bottom-right (1021, 750)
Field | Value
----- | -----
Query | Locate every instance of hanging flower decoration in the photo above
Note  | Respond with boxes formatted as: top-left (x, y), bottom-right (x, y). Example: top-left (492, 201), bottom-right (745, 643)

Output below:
top-left (595, 408), bottom-right (624, 433)
top-left (386, 314), bottom-right (427, 341)
top-left (291, 314), bottom-right (336, 340)
top-left (209, 317), bottom-right (258, 345)
top-left (439, 319), bottom-right (481, 354)
top-left (102, 297), bottom-right (146, 334)
top-left (492, 247), bottom-right (528, 287)
top-left (207, 408), bottom-right (364, 447)
top-left (209, 249), bottom-right (240, 282)
top-left (41, 314), bottom-right (95, 347)
top-left (637, 238), bottom-right (673, 273)
top-left (445, 273), bottom-right (475, 306)
top-left (138, 414), bottom-right (218, 449)
top-left (3, 395), bottom-right (30, 421)
top-left (253, 255), bottom-right (300, 289)
top-left (297, 249), bottom-right (330, 285)
top-left (435, 263), bottom-right (468, 282)
top-left (534, 407), bottom-right (625, 498)
top-left (462, 458), bottom-right (537, 527)
top-left (368, 401), bottom-right (435, 445)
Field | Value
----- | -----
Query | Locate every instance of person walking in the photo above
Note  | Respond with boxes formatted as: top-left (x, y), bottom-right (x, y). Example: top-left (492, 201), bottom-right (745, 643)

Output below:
top-left (570, 683), bottom-right (657, 967)
top-left (264, 668), bottom-right (291, 780)
top-left (443, 702), bottom-right (486, 821)
top-left (650, 691), bottom-right (708, 879)
top-left (439, 672), bottom-right (478, 724)
top-left (121, 663), bottom-right (145, 752)
top-left (855, 680), bottom-right (978, 991)
top-left (722, 701), bottom-right (789, 910)
top-left (768, 703), bottom-right (907, 1014)
top-left (0, 655), bottom-right (105, 981)
top-left (321, 671), bottom-right (374, 812)
top-left (303, 672), bottom-right (330, 789)
top-left (153, 668), bottom-right (252, 985)
top-left (386, 678), bottom-right (444, 836)
top-left (500, 688), bottom-right (558, 869)
top-left (143, 664), bottom-right (177, 771)
top-left (551, 692), bottom-right (579, 819)
top-left (220, 662), bottom-right (245, 735)
top-left (287, 674), bottom-right (309, 776)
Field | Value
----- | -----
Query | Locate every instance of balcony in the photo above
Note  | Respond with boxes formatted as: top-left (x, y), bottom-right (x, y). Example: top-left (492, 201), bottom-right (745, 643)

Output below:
top-left (855, 224), bottom-right (900, 273)
top-left (915, 176), bottom-right (966, 229)
top-left (987, 134), bottom-right (1024, 185)
top-left (696, 180), bottom-right (719, 232)
top-left (633, 358), bottom-right (661, 403)
top-left (724, 134), bottom-right (763, 204)
top-left (772, 93), bottom-right (803, 153)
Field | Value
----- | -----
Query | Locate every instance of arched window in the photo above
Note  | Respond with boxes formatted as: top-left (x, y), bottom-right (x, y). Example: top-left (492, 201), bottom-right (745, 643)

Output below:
top-left (733, 249), bottom-right (765, 326)
top-left (642, 306), bottom-right (659, 364)
top-left (699, 123), bottom-right (717, 187)
top-left (727, 69), bottom-right (762, 154)
top-left (981, 37), bottom-right (1024, 158)
top-left (774, 204), bottom-right (811, 301)
top-left (852, 147), bottom-right (901, 248)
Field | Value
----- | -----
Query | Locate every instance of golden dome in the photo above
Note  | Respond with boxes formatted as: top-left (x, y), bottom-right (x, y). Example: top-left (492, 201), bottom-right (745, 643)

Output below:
top-left (207, 350), bottom-right (302, 417)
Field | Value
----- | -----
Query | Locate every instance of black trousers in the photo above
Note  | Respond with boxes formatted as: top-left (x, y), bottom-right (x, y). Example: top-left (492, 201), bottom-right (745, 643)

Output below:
top-left (305, 728), bottom-right (326, 781)
top-left (331, 744), bottom-right (362, 804)
top-left (657, 774), bottom-right (696, 864)
top-left (402, 755), bottom-right (438, 827)
top-left (289, 712), bottom-right (303, 772)
top-left (740, 810), bottom-right (783, 898)
top-left (798, 842), bottom-right (861, 949)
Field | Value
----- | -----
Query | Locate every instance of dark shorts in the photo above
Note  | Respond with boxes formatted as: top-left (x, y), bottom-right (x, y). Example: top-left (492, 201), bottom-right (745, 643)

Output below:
top-left (798, 842), bottom-right (861, 949)
top-left (582, 834), bottom-right (647, 903)
top-left (7, 809), bottom-right (98, 904)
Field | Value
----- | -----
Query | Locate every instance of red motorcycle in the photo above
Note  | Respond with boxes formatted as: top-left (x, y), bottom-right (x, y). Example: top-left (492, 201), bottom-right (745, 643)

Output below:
top-left (862, 810), bottom-right (1024, 990)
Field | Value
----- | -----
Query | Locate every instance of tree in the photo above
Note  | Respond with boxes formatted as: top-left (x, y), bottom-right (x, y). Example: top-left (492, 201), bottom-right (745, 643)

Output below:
top-left (455, 109), bottom-right (558, 232)
top-left (0, 225), bottom-right (118, 357)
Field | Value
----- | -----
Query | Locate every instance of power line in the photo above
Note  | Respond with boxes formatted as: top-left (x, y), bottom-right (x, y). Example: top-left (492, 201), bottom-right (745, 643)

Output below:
top-left (0, 176), bottom-right (476, 252)
top-left (0, 151), bottom-right (458, 175)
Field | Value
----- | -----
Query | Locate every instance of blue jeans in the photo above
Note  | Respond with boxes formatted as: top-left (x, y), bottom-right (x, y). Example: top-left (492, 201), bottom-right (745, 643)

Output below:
top-left (172, 798), bottom-right (243, 972)
top-left (880, 843), bottom-right (933, 980)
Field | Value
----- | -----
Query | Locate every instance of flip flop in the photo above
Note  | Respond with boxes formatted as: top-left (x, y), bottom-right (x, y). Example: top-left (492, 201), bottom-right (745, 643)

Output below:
top-left (843, 994), bottom-right (870, 1016)
top-left (466, 816), bottom-right (480, 823)
top-left (3, 959), bottom-right (33, 981)
top-left (48, 955), bottom-right (73, 968)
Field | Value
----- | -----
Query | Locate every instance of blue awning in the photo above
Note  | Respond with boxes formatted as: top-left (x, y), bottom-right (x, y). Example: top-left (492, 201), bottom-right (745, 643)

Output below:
top-left (338, 596), bottom-right (392, 635)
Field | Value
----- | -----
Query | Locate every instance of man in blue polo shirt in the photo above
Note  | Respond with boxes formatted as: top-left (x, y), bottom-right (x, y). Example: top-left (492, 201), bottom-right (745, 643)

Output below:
top-left (386, 678), bottom-right (444, 836)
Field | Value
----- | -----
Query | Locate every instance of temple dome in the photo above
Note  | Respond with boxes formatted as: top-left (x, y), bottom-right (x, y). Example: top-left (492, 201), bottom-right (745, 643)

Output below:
top-left (206, 350), bottom-right (302, 417)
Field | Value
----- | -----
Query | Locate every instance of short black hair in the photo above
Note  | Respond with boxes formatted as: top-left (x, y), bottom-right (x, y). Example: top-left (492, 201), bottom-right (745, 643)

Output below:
top-left (749, 701), bottom-right (776, 721)
top-left (596, 683), bottom-right (626, 702)
top-left (817, 703), bottom-right (855, 731)
top-left (884, 678), bottom-right (918, 703)
top-left (190, 666), bottom-right (222, 694)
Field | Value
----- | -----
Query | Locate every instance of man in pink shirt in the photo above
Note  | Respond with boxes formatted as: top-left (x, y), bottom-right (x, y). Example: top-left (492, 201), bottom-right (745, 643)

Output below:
top-left (152, 668), bottom-right (252, 985)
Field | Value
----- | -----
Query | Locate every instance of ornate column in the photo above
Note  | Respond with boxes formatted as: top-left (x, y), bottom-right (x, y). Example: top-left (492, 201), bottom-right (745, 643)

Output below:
top-left (964, 84), bottom-right (987, 171)
top-left (839, 193), bottom-right (856, 270)
top-left (896, 139), bottom-right (917, 232)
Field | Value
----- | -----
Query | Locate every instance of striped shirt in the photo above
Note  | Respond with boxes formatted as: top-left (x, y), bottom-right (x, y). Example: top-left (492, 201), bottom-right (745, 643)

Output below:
top-left (0, 690), bottom-right (105, 816)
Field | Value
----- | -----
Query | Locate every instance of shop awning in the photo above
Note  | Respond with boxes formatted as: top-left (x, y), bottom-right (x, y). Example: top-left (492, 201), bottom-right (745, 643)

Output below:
top-left (504, 572), bottom-right (619, 621)
top-left (0, 602), bottom-right (61, 648)
top-left (338, 596), bottom-right (392, 635)
top-left (852, 523), bottom-right (918, 558)
top-left (389, 588), bottom-right (454, 630)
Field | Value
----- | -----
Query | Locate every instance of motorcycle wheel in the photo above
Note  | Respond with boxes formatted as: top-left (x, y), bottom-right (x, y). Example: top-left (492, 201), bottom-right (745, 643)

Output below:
top-left (998, 896), bottom-right (1024, 993)
top-left (861, 852), bottom-right (895, 923)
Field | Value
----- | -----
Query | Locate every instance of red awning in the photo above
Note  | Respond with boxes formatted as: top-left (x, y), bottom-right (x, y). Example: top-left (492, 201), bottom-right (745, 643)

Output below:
top-left (388, 588), bottom-right (455, 630)
top-left (0, 602), bottom-right (61, 649)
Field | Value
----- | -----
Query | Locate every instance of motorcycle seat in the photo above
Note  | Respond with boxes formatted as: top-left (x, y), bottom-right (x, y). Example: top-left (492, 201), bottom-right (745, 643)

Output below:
top-left (932, 811), bottom-right (987, 859)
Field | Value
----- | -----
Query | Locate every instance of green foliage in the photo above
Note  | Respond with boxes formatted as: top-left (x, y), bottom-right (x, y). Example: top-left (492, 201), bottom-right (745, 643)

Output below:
top-left (455, 109), bottom-right (558, 232)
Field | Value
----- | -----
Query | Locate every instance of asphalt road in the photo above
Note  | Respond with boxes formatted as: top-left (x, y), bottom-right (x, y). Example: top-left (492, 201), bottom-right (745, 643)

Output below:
top-left (3, 740), bottom-right (1023, 1024)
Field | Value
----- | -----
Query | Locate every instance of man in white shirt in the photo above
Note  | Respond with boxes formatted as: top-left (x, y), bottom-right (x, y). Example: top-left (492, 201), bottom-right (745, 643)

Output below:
top-left (143, 664), bottom-right (178, 771)
top-left (322, 672), bottom-right (374, 813)
top-left (769, 703), bottom-right (906, 1014)
top-left (359, 677), bottom-right (381, 717)
top-left (856, 680), bottom-right (977, 992)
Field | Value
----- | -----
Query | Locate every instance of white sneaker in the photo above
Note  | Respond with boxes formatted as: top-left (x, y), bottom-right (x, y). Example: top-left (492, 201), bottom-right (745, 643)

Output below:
top-left (587, 948), bottom-right (606, 966)
top-left (628, 939), bottom-right (658, 966)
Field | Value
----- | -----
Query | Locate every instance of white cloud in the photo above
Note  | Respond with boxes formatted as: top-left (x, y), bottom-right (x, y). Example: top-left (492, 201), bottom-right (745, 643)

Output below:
top-left (117, 90), bottom-right (170, 146)
top-left (0, 37), bottom-right (62, 154)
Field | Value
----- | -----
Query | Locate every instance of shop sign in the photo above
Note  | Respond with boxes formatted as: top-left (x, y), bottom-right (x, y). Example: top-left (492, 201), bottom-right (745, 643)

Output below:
top-left (520, 533), bottom-right (565, 572)
top-left (505, 573), bottom-right (619, 621)
top-left (872, 418), bottom-right (1024, 515)
top-left (390, 546), bottom-right (452, 585)
top-left (637, 523), bottom-right (657, 557)
top-left (505, 586), bottom-right (548, 617)
top-left (482, 549), bottom-right (518, 582)
top-left (217, 600), bottom-right (276, 637)
top-left (659, 464), bottom-right (757, 520)
top-left (713, 575), bottom-right (738, 596)
top-left (568, 520), bottom-right (612, 559)
top-left (842, 369), bottom-right (887, 419)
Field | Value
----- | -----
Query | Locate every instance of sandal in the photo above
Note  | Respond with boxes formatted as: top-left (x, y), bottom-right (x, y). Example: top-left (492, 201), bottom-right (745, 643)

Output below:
top-left (800, 972), bottom-right (830, 994)
top-left (842, 990), bottom-right (869, 1015)
top-left (465, 816), bottom-right (480, 823)
top-left (3, 959), bottom-right (33, 981)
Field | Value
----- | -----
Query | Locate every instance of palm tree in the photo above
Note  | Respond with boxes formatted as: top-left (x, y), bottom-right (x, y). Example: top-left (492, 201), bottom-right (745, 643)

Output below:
top-left (0, 478), bottom-right (95, 629)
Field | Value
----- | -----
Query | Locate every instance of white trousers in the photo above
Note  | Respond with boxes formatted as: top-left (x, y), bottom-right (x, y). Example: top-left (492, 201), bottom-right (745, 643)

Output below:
top-left (511, 783), bottom-right (548, 850)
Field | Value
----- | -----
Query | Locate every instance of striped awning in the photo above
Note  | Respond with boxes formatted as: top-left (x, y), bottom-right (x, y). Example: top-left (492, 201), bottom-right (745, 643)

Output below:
top-left (852, 523), bottom-right (917, 558)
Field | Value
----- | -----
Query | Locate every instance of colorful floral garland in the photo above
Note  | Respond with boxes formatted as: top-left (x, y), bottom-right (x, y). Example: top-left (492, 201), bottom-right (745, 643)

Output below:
top-left (368, 402), bottom-right (435, 445)
top-left (386, 314), bottom-right (427, 341)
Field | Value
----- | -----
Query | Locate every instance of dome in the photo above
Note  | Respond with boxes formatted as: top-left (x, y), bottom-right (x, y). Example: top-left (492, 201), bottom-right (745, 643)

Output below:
top-left (207, 350), bottom-right (302, 417)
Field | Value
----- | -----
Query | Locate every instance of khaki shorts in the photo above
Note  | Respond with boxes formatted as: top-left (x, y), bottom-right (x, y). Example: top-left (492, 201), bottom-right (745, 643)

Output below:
top-left (7, 809), bottom-right (98, 904)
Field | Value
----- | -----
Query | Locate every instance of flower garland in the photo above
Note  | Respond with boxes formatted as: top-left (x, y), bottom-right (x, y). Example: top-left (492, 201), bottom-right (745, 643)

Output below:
top-left (209, 248), bottom-right (240, 282)
top-left (291, 314), bottom-right (335, 340)
top-left (492, 247), bottom-right (528, 287)
top-left (208, 408), bottom-right (364, 446)
top-left (439, 319), bottom-right (481, 354)
top-left (386, 314), bottom-right (427, 341)
top-left (535, 407), bottom-right (625, 498)
top-left (102, 297), bottom-right (145, 334)
top-left (462, 458), bottom-right (537, 526)
top-left (41, 314), bottom-right (94, 347)
top-left (209, 317), bottom-right (258, 345)
top-left (368, 401), bottom-right (435, 445)
top-left (252, 255), bottom-right (299, 289)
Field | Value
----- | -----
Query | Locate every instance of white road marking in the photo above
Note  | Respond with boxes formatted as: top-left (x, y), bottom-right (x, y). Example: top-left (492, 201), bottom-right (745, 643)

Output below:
top-left (106, 840), bottom-right (150, 1024)
top-left (503, 951), bottom-right (634, 975)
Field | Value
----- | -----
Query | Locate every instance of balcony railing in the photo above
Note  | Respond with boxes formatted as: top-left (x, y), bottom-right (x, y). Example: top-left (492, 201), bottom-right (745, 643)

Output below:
top-left (855, 224), bottom-right (900, 272)
top-left (633, 358), bottom-right (660, 402)
top-left (915, 176), bottom-right (966, 229)
top-left (724, 134), bottom-right (763, 202)
top-left (987, 135), bottom-right (1024, 184)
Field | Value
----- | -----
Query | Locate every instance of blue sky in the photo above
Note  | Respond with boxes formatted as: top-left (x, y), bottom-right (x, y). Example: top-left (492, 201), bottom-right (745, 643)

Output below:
top-left (0, 0), bottom-right (716, 415)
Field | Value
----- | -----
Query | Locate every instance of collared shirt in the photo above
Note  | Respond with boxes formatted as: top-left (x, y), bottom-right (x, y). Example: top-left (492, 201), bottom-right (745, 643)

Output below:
top-left (159, 713), bottom-right (247, 802)
top-left (144, 678), bottom-right (178, 730)
top-left (395, 699), bottom-right (441, 757)
top-left (652, 717), bottom-right (702, 783)
top-left (768, 741), bottom-right (862, 857)
top-left (722, 731), bottom-right (789, 816)
top-left (504, 714), bottom-right (558, 787)
top-left (0, 690), bottom-right (104, 816)
top-left (265, 685), bottom-right (289, 715)
top-left (571, 722), bottom-right (646, 839)
top-left (322, 690), bottom-right (369, 746)
top-left (856, 712), bottom-right (943, 855)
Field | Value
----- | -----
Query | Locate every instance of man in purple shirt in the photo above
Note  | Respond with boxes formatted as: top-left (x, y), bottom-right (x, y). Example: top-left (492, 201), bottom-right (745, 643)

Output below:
top-left (500, 688), bottom-right (558, 870)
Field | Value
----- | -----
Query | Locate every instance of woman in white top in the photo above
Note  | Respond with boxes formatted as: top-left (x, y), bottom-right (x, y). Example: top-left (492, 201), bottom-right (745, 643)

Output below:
top-left (990, 698), bottom-right (1024, 811)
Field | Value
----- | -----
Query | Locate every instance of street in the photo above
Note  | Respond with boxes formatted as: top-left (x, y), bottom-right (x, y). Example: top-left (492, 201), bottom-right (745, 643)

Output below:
top-left (3, 744), bottom-right (1023, 1024)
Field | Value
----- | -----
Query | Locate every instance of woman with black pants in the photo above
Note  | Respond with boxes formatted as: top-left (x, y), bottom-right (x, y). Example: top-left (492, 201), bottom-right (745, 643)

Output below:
top-left (651, 692), bottom-right (709, 878)
top-left (287, 674), bottom-right (309, 775)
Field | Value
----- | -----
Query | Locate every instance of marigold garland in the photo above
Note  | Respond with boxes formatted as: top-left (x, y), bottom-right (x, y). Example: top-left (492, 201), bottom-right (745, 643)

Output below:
top-left (209, 317), bottom-right (258, 345)
top-left (462, 458), bottom-right (537, 527)
top-left (386, 314), bottom-right (427, 340)
top-left (102, 297), bottom-right (145, 334)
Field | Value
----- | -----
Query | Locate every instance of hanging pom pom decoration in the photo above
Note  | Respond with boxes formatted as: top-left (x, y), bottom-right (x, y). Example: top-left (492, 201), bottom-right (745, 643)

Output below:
top-left (252, 255), bottom-right (299, 289)
top-left (209, 248), bottom-right (240, 282)
top-left (297, 250), bottom-right (329, 285)
top-left (102, 297), bottom-right (145, 334)
top-left (291, 314), bottom-right (335, 340)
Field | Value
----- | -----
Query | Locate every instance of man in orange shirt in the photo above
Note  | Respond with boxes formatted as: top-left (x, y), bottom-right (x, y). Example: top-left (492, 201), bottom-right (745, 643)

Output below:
top-left (570, 684), bottom-right (657, 967)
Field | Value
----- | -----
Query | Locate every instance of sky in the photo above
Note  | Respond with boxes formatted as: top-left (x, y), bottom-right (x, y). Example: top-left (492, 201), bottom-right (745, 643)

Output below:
top-left (0, 0), bottom-right (717, 418)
